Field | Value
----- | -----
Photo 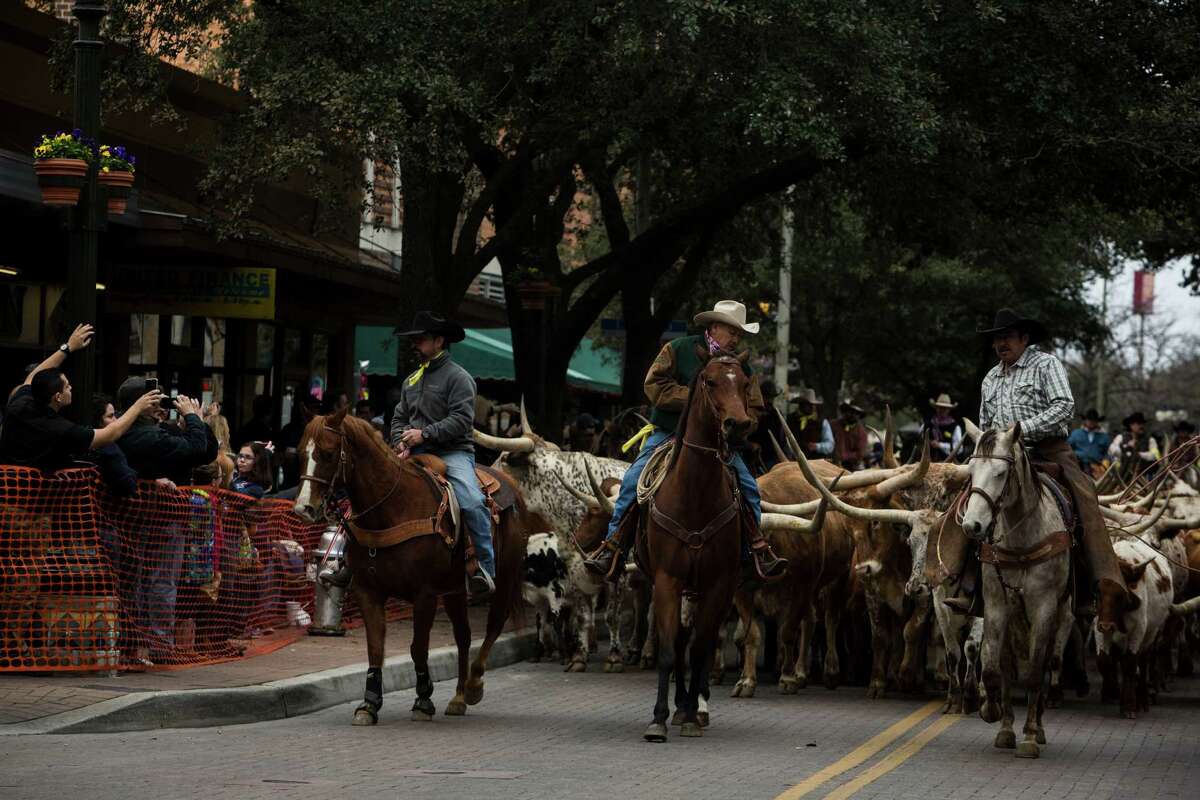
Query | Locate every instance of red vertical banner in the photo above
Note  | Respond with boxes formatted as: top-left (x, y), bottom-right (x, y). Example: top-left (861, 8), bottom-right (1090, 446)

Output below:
top-left (1133, 270), bottom-right (1155, 315)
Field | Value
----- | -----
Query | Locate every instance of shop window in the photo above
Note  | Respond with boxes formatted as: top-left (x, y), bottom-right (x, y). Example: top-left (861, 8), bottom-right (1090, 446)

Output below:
top-left (129, 313), bottom-right (160, 365)
top-left (204, 318), bottom-right (226, 368)
top-left (283, 327), bottom-right (303, 369)
top-left (169, 315), bottom-right (188, 346)
top-left (0, 283), bottom-right (42, 344)
top-left (255, 323), bottom-right (276, 369)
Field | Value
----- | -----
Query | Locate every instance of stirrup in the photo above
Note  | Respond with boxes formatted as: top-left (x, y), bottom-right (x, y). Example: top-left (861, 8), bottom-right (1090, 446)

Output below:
top-left (469, 568), bottom-right (495, 599)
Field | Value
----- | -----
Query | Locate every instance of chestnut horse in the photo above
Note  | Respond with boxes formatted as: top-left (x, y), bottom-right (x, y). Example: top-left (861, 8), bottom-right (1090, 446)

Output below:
top-left (637, 352), bottom-right (755, 742)
top-left (294, 409), bottom-right (527, 725)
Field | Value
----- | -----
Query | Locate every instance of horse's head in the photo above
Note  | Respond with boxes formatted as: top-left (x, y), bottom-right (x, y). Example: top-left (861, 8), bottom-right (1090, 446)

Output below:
top-left (961, 421), bottom-right (1025, 541)
top-left (696, 352), bottom-right (754, 447)
top-left (294, 406), bottom-right (349, 522)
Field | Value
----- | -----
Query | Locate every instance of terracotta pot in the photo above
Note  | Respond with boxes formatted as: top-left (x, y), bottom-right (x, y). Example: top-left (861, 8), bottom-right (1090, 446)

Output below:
top-left (34, 158), bottom-right (89, 206)
top-left (99, 169), bottom-right (135, 215)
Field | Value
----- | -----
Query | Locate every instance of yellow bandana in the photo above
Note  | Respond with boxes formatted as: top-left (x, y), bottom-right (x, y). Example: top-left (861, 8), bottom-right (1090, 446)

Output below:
top-left (622, 423), bottom-right (656, 454)
top-left (407, 351), bottom-right (447, 386)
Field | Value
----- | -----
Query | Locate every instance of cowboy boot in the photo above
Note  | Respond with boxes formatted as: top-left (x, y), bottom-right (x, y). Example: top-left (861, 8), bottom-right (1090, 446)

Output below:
top-left (585, 538), bottom-right (624, 578)
top-left (318, 562), bottom-right (353, 589)
top-left (747, 519), bottom-right (787, 581)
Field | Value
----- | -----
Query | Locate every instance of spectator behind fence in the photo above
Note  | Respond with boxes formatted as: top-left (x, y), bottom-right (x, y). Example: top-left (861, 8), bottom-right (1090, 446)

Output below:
top-left (81, 392), bottom-right (138, 496)
top-left (231, 441), bottom-right (273, 499)
top-left (203, 401), bottom-right (235, 487)
top-left (0, 324), bottom-right (164, 472)
top-left (115, 379), bottom-right (218, 484)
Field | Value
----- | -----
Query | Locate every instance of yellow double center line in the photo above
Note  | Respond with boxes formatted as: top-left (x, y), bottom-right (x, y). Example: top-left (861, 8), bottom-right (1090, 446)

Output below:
top-left (775, 700), bottom-right (959, 800)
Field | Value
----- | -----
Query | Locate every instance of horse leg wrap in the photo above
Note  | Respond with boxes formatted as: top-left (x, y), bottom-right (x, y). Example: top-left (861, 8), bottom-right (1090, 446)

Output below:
top-left (415, 670), bottom-right (434, 699)
top-left (363, 667), bottom-right (384, 711)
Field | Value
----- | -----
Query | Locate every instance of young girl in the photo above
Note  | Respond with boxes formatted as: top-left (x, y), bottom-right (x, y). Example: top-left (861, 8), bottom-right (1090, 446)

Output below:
top-left (230, 441), bottom-right (273, 499)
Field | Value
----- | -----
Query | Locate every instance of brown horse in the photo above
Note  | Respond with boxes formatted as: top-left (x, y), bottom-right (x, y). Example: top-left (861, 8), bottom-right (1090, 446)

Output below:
top-left (637, 353), bottom-right (755, 742)
top-left (293, 408), bottom-right (527, 725)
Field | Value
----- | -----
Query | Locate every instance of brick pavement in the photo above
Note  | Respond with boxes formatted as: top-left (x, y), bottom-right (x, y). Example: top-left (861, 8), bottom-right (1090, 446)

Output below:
top-left (0, 605), bottom-right (503, 724)
top-left (1, 655), bottom-right (1197, 800)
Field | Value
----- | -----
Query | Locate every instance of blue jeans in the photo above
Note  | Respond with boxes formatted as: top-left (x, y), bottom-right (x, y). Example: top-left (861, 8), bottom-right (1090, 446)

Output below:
top-left (432, 449), bottom-right (495, 577)
top-left (604, 429), bottom-right (761, 541)
top-left (136, 523), bottom-right (184, 644)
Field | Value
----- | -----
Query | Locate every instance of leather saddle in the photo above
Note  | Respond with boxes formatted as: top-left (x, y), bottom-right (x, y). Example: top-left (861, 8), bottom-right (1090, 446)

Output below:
top-left (1031, 462), bottom-right (1077, 534)
top-left (407, 454), bottom-right (517, 513)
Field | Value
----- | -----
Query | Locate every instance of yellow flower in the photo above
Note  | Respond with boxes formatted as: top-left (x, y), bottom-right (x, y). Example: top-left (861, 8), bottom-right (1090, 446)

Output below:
top-left (101, 166), bottom-right (109, 173)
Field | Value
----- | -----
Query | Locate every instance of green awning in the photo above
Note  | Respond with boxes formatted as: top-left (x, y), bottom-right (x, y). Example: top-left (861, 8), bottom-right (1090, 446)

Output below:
top-left (354, 326), bottom-right (402, 376)
top-left (355, 325), bottom-right (622, 394)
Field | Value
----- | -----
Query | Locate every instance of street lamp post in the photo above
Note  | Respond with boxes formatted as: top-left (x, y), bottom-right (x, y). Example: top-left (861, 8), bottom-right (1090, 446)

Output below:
top-left (66, 0), bottom-right (107, 423)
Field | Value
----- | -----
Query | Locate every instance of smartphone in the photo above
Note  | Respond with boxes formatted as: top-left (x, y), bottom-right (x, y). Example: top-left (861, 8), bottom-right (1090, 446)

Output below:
top-left (145, 378), bottom-right (159, 392)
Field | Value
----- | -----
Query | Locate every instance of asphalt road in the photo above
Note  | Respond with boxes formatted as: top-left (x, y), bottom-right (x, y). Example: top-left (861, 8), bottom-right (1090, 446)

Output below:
top-left (2, 658), bottom-right (1197, 800)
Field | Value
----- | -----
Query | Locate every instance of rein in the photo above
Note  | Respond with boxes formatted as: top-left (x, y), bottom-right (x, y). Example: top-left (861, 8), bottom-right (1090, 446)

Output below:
top-left (298, 424), bottom-right (405, 523)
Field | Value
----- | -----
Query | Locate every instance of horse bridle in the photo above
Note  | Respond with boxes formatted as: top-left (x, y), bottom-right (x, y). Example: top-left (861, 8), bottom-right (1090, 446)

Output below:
top-left (681, 356), bottom-right (745, 464)
top-left (298, 424), bottom-right (403, 523)
top-left (960, 452), bottom-right (1017, 543)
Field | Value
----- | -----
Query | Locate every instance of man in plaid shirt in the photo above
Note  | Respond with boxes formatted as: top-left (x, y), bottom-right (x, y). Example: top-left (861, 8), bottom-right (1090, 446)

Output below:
top-left (935, 309), bottom-right (1126, 630)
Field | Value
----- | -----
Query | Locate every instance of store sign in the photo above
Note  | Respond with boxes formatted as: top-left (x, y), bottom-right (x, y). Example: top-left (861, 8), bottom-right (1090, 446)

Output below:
top-left (117, 266), bottom-right (277, 320)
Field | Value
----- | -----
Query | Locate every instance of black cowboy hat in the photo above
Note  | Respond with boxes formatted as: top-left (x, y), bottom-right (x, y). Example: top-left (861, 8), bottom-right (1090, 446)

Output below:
top-left (394, 311), bottom-right (465, 343)
top-left (1082, 408), bottom-right (1106, 422)
top-left (1175, 419), bottom-right (1196, 435)
top-left (1122, 411), bottom-right (1147, 427)
top-left (977, 308), bottom-right (1047, 344)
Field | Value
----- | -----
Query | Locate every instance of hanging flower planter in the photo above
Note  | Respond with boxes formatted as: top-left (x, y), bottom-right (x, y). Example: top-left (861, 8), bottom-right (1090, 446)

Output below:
top-left (33, 130), bottom-right (94, 207)
top-left (98, 144), bottom-right (137, 215)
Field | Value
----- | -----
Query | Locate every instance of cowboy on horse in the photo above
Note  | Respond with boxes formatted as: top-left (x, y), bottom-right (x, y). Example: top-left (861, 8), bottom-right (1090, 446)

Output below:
top-left (585, 300), bottom-right (787, 582)
top-left (934, 308), bottom-right (1127, 629)
top-left (390, 311), bottom-right (497, 598)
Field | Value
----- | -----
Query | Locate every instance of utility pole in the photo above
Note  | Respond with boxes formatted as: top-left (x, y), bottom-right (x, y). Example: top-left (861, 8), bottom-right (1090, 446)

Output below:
top-left (774, 193), bottom-right (793, 413)
top-left (66, 0), bottom-right (107, 424)
top-left (1096, 275), bottom-right (1107, 417)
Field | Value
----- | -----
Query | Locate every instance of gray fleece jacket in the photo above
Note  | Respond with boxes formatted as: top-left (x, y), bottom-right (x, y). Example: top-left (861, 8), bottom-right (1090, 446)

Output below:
top-left (388, 352), bottom-right (476, 453)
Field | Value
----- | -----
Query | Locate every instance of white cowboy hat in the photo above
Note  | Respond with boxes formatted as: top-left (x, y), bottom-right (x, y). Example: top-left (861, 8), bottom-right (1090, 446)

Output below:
top-left (693, 300), bottom-right (760, 334)
top-left (929, 393), bottom-right (957, 409)
top-left (790, 388), bottom-right (823, 405)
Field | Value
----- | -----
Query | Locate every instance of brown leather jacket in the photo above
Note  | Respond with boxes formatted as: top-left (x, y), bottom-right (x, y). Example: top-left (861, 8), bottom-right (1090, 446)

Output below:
top-left (644, 337), bottom-right (765, 433)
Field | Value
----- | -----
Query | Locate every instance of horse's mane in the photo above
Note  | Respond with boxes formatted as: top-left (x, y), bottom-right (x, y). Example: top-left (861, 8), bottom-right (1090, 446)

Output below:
top-left (330, 414), bottom-right (427, 480)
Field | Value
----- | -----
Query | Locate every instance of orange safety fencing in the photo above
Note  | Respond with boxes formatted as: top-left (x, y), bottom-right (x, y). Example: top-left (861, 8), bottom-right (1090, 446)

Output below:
top-left (0, 466), bottom-right (410, 672)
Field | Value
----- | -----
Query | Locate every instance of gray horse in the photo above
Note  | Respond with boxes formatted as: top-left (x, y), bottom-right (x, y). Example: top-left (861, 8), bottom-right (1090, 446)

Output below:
top-left (960, 421), bottom-right (1073, 759)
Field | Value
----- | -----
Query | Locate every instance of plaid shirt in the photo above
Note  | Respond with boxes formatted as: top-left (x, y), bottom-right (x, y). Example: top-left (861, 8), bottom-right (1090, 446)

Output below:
top-left (979, 346), bottom-right (1074, 442)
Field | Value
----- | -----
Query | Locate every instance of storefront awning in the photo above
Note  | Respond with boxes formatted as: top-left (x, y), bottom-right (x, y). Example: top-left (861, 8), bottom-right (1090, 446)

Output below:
top-left (355, 326), bottom-right (622, 394)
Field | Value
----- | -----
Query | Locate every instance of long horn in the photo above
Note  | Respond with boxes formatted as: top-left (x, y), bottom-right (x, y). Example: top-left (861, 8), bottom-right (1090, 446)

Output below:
top-left (789, 434), bottom-right (919, 526)
top-left (882, 405), bottom-right (898, 468)
top-left (782, 420), bottom-right (910, 490)
top-left (584, 458), bottom-right (615, 515)
top-left (1094, 461), bottom-right (1118, 493)
top-left (472, 429), bottom-right (536, 453)
top-left (1170, 595), bottom-right (1200, 616)
top-left (1118, 481), bottom-right (1163, 513)
top-left (763, 498), bottom-right (824, 516)
top-left (1124, 499), bottom-right (1172, 537)
top-left (767, 430), bottom-right (790, 465)
top-left (555, 470), bottom-right (599, 510)
top-left (946, 463), bottom-right (971, 486)
top-left (869, 434), bottom-right (930, 500)
top-left (963, 417), bottom-right (983, 442)
top-left (520, 396), bottom-right (534, 436)
top-left (761, 497), bottom-right (828, 535)
top-left (772, 406), bottom-right (798, 459)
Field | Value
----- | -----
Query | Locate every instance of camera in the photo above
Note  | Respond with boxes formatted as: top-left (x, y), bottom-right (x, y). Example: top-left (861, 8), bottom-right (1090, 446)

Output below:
top-left (159, 396), bottom-right (176, 409)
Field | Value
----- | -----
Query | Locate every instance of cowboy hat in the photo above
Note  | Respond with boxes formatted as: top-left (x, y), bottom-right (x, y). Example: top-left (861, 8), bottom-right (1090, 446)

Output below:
top-left (839, 399), bottom-right (865, 415)
top-left (792, 388), bottom-right (823, 405)
top-left (929, 393), bottom-right (957, 409)
top-left (977, 308), bottom-right (1047, 344)
top-left (394, 310), bottom-right (466, 343)
top-left (693, 300), bottom-right (760, 334)
top-left (1122, 411), bottom-right (1147, 427)
top-left (1081, 408), bottom-right (1106, 422)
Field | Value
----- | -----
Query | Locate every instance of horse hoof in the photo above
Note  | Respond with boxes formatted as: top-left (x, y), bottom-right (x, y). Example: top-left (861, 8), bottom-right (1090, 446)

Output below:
top-left (644, 722), bottom-right (668, 742)
top-left (465, 682), bottom-right (484, 706)
top-left (779, 677), bottom-right (800, 695)
top-left (623, 651), bottom-right (640, 666)
top-left (412, 698), bottom-right (435, 721)
top-left (671, 709), bottom-right (687, 726)
top-left (1015, 741), bottom-right (1040, 759)
top-left (994, 730), bottom-right (1016, 749)
top-left (605, 659), bottom-right (624, 674)
top-left (730, 679), bottom-right (756, 699)
top-left (565, 660), bottom-right (587, 673)
top-left (795, 675), bottom-right (809, 690)
top-left (697, 711), bottom-right (710, 728)
top-left (866, 684), bottom-right (885, 700)
top-left (411, 709), bottom-right (434, 722)
top-left (640, 656), bottom-right (655, 671)
top-left (680, 722), bottom-right (703, 738)
top-left (445, 700), bottom-right (467, 716)
top-left (352, 709), bottom-right (377, 726)
top-left (824, 673), bottom-right (841, 691)
top-left (1036, 727), bottom-right (1046, 745)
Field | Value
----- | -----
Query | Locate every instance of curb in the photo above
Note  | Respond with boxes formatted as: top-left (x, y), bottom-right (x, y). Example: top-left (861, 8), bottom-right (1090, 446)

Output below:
top-left (1, 631), bottom-right (535, 736)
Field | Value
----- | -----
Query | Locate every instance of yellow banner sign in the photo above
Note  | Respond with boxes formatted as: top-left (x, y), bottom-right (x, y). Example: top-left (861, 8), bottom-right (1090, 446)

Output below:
top-left (117, 266), bottom-right (277, 320)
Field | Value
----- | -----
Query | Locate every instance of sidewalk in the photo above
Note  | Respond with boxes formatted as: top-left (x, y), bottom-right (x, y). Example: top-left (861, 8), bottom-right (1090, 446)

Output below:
top-left (0, 606), bottom-right (532, 735)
